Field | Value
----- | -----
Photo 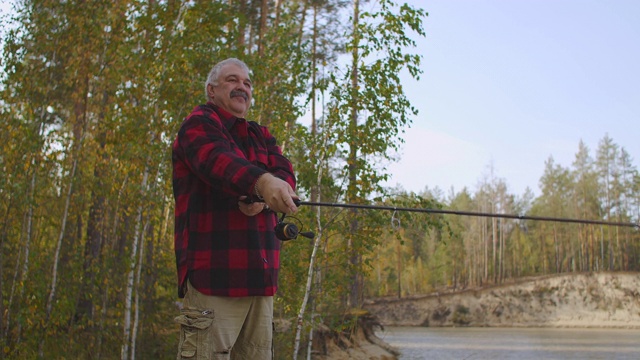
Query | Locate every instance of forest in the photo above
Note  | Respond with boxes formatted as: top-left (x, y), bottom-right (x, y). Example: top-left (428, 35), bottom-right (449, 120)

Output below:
top-left (0, 0), bottom-right (638, 359)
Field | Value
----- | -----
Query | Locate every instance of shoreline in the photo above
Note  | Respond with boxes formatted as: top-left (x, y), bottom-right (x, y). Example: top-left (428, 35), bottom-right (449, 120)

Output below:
top-left (319, 272), bottom-right (640, 359)
top-left (365, 272), bottom-right (640, 329)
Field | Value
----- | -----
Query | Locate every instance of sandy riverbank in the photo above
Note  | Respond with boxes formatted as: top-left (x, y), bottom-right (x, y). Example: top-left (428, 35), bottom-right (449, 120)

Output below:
top-left (365, 272), bottom-right (640, 328)
top-left (317, 272), bottom-right (640, 359)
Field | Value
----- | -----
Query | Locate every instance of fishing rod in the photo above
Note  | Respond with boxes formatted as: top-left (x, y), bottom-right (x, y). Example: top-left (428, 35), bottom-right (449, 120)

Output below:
top-left (273, 199), bottom-right (639, 241)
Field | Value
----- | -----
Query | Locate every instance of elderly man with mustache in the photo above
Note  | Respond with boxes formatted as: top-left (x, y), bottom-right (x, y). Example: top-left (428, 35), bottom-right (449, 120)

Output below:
top-left (172, 58), bottom-right (298, 360)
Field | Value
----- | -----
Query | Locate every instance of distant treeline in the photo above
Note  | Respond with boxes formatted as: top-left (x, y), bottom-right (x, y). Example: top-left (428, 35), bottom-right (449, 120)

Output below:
top-left (367, 135), bottom-right (639, 298)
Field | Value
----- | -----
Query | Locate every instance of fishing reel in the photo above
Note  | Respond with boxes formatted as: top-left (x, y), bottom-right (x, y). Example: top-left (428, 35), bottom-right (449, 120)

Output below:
top-left (275, 213), bottom-right (314, 241)
top-left (241, 196), bottom-right (313, 240)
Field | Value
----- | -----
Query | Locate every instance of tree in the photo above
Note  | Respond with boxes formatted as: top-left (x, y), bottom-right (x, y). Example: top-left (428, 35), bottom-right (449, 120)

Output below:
top-left (596, 134), bottom-right (620, 270)
top-left (532, 157), bottom-right (572, 274)
top-left (571, 140), bottom-right (599, 271)
top-left (327, 0), bottom-right (426, 308)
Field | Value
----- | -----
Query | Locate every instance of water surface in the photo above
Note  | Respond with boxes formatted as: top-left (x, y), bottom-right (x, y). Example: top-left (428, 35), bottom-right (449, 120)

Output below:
top-left (377, 326), bottom-right (640, 359)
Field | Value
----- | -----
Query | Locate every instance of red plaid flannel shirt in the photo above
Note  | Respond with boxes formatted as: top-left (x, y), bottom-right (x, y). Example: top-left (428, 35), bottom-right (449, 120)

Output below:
top-left (172, 103), bottom-right (296, 298)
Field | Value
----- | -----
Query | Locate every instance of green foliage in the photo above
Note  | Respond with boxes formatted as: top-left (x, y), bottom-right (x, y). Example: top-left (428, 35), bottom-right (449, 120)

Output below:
top-left (0, 0), bottom-right (431, 356)
top-left (363, 192), bottom-right (448, 297)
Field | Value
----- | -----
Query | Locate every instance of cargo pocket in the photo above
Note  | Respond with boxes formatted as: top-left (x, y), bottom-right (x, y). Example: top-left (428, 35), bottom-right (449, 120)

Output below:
top-left (174, 307), bottom-right (215, 359)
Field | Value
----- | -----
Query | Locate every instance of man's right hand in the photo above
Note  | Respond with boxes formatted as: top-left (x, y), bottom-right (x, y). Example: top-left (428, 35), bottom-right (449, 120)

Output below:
top-left (255, 173), bottom-right (298, 214)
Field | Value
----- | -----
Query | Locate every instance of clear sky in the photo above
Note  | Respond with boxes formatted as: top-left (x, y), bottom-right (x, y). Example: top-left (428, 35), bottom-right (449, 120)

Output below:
top-left (384, 0), bottom-right (640, 197)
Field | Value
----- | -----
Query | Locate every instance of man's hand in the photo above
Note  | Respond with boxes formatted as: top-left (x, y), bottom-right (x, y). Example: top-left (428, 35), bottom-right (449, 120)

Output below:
top-left (238, 196), bottom-right (266, 216)
top-left (255, 173), bottom-right (298, 214)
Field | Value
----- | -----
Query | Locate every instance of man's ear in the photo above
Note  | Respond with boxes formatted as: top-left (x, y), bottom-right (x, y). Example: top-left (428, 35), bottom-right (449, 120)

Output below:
top-left (206, 84), bottom-right (215, 99)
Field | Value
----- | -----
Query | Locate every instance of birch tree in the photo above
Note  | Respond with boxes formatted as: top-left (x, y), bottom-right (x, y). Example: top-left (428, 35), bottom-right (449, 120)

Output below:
top-left (331, 0), bottom-right (426, 309)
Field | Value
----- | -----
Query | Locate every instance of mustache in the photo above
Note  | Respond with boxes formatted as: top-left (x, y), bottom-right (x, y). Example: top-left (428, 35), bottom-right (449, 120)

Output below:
top-left (230, 90), bottom-right (248, 100)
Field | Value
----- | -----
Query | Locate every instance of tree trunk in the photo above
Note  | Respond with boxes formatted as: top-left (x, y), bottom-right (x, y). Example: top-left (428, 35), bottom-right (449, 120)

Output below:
top-left (310, 4), bottom-right (319, 205)
top-left (121, 167), bottom-right (149, 360)
top-left (347, 0), bottom-right (361, 309)
top-left (237, 0), bottom-right (247, 48)
top-left (40, 153), bottom-right (81, 356)
top-left (491, 216), bottom-right (497, 283)
top-left (553, 225), bottom-right (560, 273)
top-left (4, 169), bottom-right (36, 341)
top-left (292, 100), bottom-right (336, 358)
top-left (257, 0), bottom-right (268, 56)
top-left (130, 219), bottom-right (150, 360)
top-left (76, 173), bottom-right (106, 323)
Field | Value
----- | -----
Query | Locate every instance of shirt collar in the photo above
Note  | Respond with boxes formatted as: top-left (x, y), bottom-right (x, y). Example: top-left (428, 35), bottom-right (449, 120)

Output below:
top-left (206, 102), bottom-right (245, 131)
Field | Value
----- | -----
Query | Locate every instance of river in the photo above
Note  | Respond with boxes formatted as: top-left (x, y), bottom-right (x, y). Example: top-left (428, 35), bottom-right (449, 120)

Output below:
top-left (376, 326), bottom-right (640, 359)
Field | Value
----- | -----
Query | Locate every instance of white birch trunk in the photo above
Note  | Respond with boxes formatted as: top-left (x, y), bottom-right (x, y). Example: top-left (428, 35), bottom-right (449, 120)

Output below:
top-left (293, 127), bottom-right (332, 358)
top-left (131, 164), bottom-right (163, 359)
top-left (45, 159), bottom-right (77, 300)
top-left (306, 316), bottom-right (314, 360)
top-left (130, 219), bottom-right (150, 360)
top-left (39, 154), bottom-right (80, 357)
top-left (121, 167), bottom-right (149, 360)
top-left (292, 203), bottom-right (324, 359)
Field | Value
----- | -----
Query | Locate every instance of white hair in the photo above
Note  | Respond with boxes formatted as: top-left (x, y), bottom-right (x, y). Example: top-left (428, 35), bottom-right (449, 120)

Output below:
top-left (204, 58), bottom-right (250, 102)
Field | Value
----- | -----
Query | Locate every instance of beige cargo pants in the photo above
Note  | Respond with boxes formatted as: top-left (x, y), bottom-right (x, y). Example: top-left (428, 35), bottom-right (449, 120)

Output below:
top-left (175, 281), bottom-right (274, 360)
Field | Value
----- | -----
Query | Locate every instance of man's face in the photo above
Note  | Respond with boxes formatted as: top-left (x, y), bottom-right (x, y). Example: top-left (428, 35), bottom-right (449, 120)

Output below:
top-left (208, 63), bottom-right (253, 118)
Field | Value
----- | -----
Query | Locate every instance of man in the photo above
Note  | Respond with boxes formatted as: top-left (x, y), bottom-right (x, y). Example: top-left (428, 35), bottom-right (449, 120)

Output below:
top-left (172, 58), bottom-right (298, 359)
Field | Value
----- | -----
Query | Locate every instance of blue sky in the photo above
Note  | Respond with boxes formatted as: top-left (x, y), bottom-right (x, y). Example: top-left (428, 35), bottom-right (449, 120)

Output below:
top-left (384, 0), bottom-right (640, 197)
